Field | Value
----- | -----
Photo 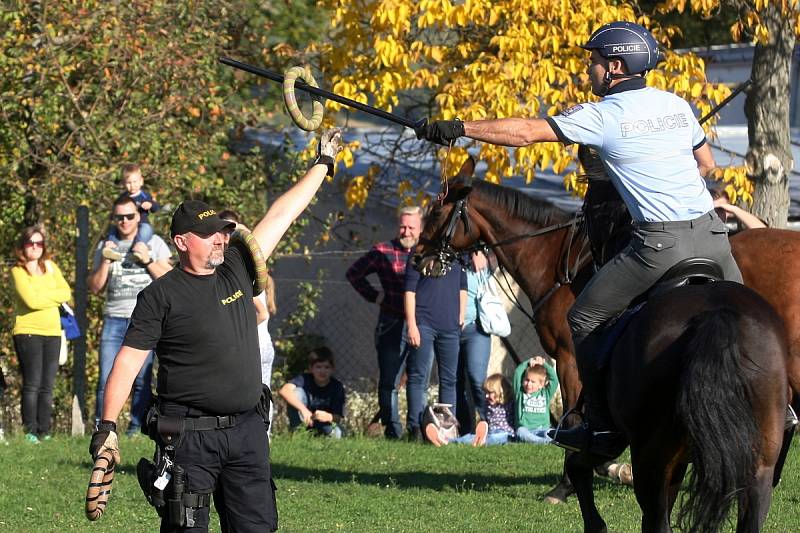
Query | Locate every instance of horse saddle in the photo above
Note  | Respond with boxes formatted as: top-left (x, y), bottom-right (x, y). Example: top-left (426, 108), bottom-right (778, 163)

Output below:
top-left (596, 257), bottom-right (725, 368)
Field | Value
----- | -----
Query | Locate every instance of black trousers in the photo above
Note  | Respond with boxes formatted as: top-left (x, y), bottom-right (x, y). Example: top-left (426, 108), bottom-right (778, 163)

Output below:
top-left (13, 334), bottom-right (60, 435)
top-left (160, 409), bottom-right (278, 533)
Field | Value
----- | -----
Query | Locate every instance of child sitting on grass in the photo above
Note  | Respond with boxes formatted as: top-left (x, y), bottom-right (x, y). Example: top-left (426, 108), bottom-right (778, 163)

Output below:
top-left (279, 347), bottom-right (346, 438)
top-left (513, 356), bottom-right (559, 443)
top-left (426, 373), bottom-right (515, 446)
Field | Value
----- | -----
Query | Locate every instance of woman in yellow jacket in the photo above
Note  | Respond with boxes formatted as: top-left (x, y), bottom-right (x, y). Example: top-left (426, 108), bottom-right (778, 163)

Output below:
top-left (11, 225), bottom-right (72, 442)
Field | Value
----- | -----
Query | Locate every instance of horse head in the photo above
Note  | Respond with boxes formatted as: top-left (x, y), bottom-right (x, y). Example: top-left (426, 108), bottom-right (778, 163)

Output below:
top-left (413, 156), bottom-right (482, 277)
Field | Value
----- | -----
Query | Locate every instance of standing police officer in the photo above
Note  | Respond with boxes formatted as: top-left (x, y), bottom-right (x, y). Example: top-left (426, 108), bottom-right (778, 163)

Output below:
top-left (416, 21), bottom-right (742, 456)
top-left (90, 129), bottom-right (343, 532)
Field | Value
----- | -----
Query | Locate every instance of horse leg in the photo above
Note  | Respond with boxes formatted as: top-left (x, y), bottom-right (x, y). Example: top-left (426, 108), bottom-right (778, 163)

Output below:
top-left (543, 344), bottom-right (581, 504)
top-left (543, 451), bottom-right (576, 504)
top-left (736, 464), bottom-right (775, 532)
top-left (566, 452), bottom-right (608, 533)
top-left (632, 451), bottom-right (676, 533)
top-left (666, 462), bottom-right (687, 517)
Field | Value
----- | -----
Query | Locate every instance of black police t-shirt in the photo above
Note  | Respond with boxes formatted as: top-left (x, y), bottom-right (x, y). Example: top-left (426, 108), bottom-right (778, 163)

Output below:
top-left (123, 246), bottom-right (260, 415)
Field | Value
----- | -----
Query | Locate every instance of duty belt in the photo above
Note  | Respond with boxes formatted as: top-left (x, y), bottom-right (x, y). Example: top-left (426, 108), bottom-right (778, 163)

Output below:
top-left (181, 414), bottom-right (237, 431)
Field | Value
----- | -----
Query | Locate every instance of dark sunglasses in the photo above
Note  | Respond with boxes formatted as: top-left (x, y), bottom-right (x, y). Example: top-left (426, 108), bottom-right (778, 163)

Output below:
top-left (24, 240), bottom-right (44, 249)
top-left (113, 213), bottom-right (137, 222)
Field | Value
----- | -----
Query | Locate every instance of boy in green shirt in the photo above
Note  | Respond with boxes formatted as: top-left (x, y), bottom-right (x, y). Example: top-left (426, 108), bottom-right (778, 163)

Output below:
top-left (513, 356), bottom-right (558, 443)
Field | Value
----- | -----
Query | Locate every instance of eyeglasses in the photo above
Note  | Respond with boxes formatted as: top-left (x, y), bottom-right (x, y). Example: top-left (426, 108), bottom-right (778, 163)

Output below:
top-left (113, 213), bottom-right (137, 222)
top-left (24, 240), bottom-right (44, 249)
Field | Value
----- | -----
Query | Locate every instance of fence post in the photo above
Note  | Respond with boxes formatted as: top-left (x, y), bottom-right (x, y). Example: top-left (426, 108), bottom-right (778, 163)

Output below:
top-left (72, 205), bottom-right (89, 436)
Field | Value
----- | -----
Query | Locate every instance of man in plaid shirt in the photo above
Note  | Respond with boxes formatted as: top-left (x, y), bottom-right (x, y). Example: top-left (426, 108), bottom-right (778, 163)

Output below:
top-left (346, 206), bottom-right (422, 439)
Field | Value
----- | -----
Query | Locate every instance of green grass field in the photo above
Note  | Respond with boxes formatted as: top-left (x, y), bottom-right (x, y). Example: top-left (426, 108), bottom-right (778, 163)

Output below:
top-left (1, 433), bottom-right (799, 532)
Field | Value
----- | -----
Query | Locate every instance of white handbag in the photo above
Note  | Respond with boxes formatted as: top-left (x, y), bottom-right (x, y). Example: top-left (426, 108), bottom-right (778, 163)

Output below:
top-left (476, 270), bottom-right (511, 337)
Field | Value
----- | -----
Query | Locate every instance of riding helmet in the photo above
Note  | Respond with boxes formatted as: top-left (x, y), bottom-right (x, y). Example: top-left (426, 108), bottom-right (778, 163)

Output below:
top-left (581, 21), bottom-right (662, 75)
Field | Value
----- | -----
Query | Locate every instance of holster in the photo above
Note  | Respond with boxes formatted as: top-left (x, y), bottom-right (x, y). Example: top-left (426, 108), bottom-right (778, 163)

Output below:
top-left (167, 465), bottom-right (186, 527)
top-left (256, 384), bottom-right (273, 430)
top-left (136, 457), bottom-right (165, 509)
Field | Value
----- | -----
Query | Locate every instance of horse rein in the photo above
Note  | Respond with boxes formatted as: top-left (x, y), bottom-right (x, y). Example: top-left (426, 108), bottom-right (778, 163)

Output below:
top-left (428, 189), bottom-right (592, 322)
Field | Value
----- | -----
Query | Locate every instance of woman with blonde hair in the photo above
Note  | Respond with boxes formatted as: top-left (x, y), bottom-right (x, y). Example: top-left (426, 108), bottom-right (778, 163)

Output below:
top-left (11, 225), bottom-right (72, 442)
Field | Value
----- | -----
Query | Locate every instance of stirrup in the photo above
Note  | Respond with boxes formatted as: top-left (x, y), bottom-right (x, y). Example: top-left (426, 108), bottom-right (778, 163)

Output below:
top-left (552, 406), bottom-right (585, 435)
top-left (547, 407), bottom-right (587, 452)
top-left (786, 404), bottom-right (798, 432)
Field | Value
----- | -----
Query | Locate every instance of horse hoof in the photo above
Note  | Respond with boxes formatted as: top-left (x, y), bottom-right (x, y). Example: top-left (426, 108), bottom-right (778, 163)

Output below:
top-left (542, 486), bottom-right (571, 504)
top-left (543, 494), bottom-right (566, 505)
top-left (607, 462), bottom-right (634, 486)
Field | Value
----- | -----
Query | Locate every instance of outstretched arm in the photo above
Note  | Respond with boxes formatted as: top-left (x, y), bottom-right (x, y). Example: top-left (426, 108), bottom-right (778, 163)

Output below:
top-left (417, 118), bottom-right (558, 147)
top-left (713, 197), bottom-right (767, 229)
top-left (252, 129), bottom-right (343, 259)
top-left (463, 118), bottom-right (559, 147)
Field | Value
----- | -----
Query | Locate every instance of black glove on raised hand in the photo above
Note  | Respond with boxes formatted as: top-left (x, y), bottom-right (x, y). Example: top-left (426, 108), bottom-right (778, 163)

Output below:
top-left (414, 119), bottom-right (465, 146)
top-left (90, 420), bottom-right (121, 464)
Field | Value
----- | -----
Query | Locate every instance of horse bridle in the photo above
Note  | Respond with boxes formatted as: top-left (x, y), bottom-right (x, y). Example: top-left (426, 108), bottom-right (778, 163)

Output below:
top-left (423, 189), bottom-right (592, 321)
top-left (428, 197), bottom-right (473, 273)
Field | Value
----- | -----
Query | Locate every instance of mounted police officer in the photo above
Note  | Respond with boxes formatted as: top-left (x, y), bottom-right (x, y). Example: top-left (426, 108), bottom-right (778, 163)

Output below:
top-left (89, 129), bottom-right (343, 532)
top-left (416, 21), bottom-right (743, 456)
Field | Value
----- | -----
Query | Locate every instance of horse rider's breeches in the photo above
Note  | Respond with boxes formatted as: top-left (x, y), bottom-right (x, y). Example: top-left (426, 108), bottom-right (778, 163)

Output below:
top-left (568, 210), bottom-right (743, 348)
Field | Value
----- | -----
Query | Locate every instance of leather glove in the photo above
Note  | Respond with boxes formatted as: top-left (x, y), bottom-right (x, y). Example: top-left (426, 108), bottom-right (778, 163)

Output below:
top-left (90, 420), bottom-right (121, 464)
top-left (414, 119), bottom-right (465, 146)
top-left (313, 128), bottom-right (344, 177)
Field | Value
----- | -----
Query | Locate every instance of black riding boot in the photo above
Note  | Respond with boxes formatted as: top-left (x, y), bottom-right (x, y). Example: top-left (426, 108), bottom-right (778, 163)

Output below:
top-left (548, 334), bottom-right (624, 457)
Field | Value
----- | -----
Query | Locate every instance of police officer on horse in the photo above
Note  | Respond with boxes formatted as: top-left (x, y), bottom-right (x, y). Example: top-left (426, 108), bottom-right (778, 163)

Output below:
top-left (416, 21), bottom-right (743, 456)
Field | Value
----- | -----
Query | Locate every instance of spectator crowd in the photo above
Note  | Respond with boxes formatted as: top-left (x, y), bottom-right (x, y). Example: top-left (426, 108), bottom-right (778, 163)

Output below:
top-left (3, 161), bottom-right (765, 447)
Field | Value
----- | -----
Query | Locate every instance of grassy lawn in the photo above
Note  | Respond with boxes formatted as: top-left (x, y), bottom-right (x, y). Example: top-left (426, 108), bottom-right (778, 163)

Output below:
top-left (1, 433), bottom-right (799, 532)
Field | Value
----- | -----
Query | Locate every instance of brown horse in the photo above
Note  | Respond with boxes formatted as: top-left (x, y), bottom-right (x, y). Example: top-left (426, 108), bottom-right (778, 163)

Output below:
top-left (414, 158), bottom-right (602, 502)
top-left (731, 228), bottom-right (800, 408)
top-left (415, 163), bottom-right (791, 531)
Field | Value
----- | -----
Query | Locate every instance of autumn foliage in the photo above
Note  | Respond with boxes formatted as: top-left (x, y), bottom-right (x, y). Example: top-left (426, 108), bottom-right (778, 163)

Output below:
top-left (313, 0), bottom-right (752, 206)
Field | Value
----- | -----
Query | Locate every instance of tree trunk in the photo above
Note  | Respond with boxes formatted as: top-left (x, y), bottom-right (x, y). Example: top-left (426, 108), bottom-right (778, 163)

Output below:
top-left (744, 5), bottom-right (795, 228)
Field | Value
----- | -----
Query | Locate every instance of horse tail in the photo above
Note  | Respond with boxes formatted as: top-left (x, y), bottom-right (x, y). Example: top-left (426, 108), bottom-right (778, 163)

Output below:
top-left (676, 308), bottom-right (759, 533)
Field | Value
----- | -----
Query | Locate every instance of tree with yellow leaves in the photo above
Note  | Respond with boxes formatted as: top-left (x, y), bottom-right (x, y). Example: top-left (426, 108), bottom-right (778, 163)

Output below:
top-left (313, 0), bottom-right (744, 209)
top-left (656, 1), bottom-right (798, 226)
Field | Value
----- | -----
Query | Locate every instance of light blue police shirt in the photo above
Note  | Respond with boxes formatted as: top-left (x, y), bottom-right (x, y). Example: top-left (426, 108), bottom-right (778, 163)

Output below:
top-left (547, 80), bottom-right (714, 222)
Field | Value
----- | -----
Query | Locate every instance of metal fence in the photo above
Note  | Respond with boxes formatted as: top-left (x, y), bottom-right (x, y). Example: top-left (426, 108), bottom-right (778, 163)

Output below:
top-left (266, 253), bottom-right (555, 430)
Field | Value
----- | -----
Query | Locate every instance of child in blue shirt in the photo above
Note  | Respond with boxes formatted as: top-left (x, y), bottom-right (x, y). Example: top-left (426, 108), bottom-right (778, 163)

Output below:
top-left (279, 347), bottom-right (346, 438)
top-left (103, 164), bottom-right (160, 262)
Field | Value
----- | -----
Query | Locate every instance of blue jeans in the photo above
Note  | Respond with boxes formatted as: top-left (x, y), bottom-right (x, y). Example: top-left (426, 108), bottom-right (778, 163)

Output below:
top-left (375, 315), bottom-right (409, 439)
top-left (456, 322), bottom-right (491, 434)
top-left (95, 316), bottom-right (154, 432)
top-left (450, 430), bottom-right (511, 445)
top-left (516, 426), bottom-right (552, 444)
top-left (406, 324), bottom-right (460, 431)
top-left (286, 388), bottom-right (342, 438)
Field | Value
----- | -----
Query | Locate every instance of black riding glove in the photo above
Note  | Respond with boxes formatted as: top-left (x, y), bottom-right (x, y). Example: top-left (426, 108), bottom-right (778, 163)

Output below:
top-left (414, 119), bottom-right (465, 146)
top-left (90, 420), bottom-right (120, 461)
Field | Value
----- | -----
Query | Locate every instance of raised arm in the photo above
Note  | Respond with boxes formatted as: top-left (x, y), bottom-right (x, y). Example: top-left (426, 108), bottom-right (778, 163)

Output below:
top-left (252, 129), bottom-right (343, 259)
